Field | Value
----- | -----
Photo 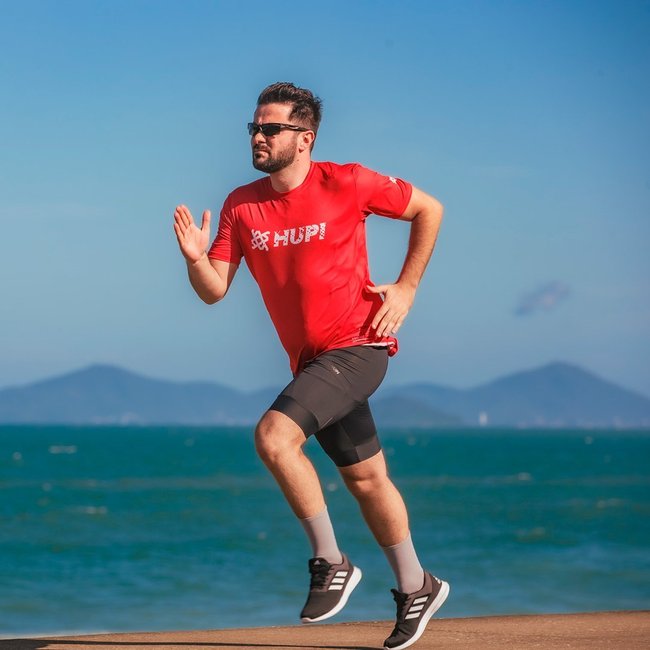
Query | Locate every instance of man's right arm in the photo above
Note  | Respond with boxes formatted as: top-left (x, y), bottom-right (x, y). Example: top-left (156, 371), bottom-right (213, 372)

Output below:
top-left (173, 204), bottom-right (239, 304)
top-left (186, 254), bottom-right (239, 304)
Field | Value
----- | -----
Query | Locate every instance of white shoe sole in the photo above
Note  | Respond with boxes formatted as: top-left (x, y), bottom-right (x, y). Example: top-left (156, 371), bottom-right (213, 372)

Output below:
top-left (300, 565), bottom-right (363, 624)
top-left (384, 580), bottom-right (450, 650)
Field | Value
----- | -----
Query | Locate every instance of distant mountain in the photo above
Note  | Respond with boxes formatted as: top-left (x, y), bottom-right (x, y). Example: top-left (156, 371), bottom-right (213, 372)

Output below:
top-left (0, 361), bottom-right (648, 428)
top-left (370, 395), bottom-right (463, 428)
top-left (379, 362), bottom-right (650, 428)
top-left (0, 364), bottom-right (272, 425)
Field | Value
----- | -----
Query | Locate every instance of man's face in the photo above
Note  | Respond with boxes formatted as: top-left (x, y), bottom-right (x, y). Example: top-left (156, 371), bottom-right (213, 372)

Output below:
top-left (251, 103), bottom-right (302, 173)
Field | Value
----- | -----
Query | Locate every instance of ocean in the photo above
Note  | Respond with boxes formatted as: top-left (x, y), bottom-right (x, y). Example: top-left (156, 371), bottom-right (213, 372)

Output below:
top-left (1, 426), bottom-right (649, 638)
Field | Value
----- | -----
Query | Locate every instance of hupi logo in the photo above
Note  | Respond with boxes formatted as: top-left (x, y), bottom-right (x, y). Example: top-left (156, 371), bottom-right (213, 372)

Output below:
top-left (251, 222), bottom-right (326, 252)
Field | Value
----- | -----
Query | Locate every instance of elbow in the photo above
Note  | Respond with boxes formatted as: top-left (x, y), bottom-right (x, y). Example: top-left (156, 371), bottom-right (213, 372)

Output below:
top-left (413, 196), bottom-right (443, 225)
top-left (431, 196), bottom-right (444, 219)
top-left (200, 291), bottom-right (224, 305)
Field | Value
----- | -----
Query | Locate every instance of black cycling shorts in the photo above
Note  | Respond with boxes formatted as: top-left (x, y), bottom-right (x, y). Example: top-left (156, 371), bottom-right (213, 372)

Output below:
top-left (268, 345), bottom-right (389, 467)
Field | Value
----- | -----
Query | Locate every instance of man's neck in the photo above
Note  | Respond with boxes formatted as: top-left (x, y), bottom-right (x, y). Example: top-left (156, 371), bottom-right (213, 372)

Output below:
top-left (269, 157), bottom-right (312, 193)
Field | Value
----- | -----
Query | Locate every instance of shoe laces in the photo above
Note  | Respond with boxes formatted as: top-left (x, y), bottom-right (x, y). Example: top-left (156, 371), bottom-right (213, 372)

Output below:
top-left (389, 588), bottom-right (411, 633)
top-left (308, 558), bottom-right (332, 589)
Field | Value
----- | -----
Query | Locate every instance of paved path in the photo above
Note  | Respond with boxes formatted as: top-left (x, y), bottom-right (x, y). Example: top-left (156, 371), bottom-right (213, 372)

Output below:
top-left (2, 611), bottom-right (648, 650)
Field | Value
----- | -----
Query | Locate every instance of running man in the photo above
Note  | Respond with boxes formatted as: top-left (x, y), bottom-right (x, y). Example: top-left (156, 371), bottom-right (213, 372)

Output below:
top-left (173, 82), bottom-right (448, 650)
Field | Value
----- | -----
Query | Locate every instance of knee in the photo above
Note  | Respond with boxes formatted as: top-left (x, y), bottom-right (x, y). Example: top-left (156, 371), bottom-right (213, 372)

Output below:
top-left (254, 411), bottom-right (304, 467)
top-left (343, 465), bottom-right (390, 499)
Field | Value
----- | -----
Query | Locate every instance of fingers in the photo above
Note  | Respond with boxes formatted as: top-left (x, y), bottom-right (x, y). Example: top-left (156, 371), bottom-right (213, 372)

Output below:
top-left (201, 209), bottom-right (212, 234)
top-left (372, 300), bottom-right (406, 337)
top-left (369, 283), bottom-right (413, 337)
top-left (371, 303), bottom-right (389, 332)
top-left (173, 220), bottom-right (191, 249)
top-left (174, 204), bottom-right (195, 230)
top-left (174, 205), bottom-right (211, 242)
top-left (173, 211), bottom-right (185, 234)
top-left (366, 284), bottom-right (388, 296)
top-left (373, 309), bottom-right (405, 338)
top-left (173, 206), bottom-right (187, 233)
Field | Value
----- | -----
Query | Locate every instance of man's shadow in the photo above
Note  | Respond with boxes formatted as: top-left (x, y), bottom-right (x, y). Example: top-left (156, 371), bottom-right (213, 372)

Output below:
top-left (0, 639), bottom-right (378, 650)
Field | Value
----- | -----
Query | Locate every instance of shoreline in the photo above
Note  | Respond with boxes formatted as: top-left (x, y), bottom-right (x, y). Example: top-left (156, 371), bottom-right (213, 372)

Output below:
top-left (1, 611), bottom-right (648, 650)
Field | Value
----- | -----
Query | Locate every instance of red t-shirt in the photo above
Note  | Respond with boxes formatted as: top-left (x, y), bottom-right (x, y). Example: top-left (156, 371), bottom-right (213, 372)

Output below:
top-left (208, 161), bottom-right (413, 375)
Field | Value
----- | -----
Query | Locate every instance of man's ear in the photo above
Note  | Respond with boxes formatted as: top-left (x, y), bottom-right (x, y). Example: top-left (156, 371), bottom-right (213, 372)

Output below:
top-left (298, 130), bottom-right (315, 153)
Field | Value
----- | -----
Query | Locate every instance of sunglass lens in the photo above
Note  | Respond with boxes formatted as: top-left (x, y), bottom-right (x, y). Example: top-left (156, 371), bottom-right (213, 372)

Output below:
top-left (248, 123), bottom-right (284, 137)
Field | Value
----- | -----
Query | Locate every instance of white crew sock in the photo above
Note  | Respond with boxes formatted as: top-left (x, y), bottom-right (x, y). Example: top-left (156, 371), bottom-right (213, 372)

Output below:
top-left (299, 507), bottom-right (343, 565)
top-left (382, 532), bottom-right (425, 594)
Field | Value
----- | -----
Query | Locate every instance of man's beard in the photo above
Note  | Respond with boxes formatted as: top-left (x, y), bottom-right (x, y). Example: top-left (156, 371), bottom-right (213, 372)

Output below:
top-left (252, 141), bottom-right (297, 173)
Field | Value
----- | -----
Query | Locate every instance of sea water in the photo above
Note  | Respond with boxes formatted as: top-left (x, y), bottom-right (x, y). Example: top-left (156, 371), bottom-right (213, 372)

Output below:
top-left (1, 426), bottom-right (648, 637)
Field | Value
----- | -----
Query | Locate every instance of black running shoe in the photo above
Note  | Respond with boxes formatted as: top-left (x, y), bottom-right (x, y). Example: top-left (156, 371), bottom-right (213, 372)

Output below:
top-left (300, 554), bottom-right (362, 623)
top-left (384, 571), bottom-right (450, 650)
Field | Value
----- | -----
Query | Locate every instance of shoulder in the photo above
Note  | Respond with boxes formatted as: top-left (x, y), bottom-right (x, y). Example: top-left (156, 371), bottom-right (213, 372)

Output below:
top-left (223, 177), bottom-right (269, 212)
top-left (320, 161), bottom-right (384, 190)
top-left (313, 160), bottom-right (365, 178)
top-left (311, 161), bottom-right (368, 193)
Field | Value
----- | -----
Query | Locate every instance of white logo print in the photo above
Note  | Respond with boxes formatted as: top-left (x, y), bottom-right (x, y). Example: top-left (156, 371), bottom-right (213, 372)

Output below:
top-left (251, 222), bottom-right (326, 252)
top-left (405, 596), bottom-right (429, 620)
top-left (329, 570), bottom-right (348, 591)
top-left (389, 176), bottom-right (397, 184)
top-left (251, 229), bottom-right (270, 251)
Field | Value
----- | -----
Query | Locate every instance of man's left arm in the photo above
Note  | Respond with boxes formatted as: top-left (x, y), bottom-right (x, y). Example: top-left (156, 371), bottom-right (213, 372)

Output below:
top-left (367, 186), bottom-right (444, 338)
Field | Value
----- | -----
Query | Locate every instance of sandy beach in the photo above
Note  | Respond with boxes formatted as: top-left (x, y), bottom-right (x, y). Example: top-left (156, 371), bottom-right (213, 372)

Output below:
top-left (1, 611), bottom-right (648, 650)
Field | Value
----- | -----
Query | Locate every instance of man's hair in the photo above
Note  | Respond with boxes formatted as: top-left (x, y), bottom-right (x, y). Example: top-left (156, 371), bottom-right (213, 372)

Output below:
top-left (257, 82), bottom-right (323, 133)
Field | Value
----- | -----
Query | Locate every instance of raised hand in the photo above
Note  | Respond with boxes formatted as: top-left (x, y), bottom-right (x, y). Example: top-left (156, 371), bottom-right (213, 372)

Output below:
top-left (173, 205), bottom-right (211, 263)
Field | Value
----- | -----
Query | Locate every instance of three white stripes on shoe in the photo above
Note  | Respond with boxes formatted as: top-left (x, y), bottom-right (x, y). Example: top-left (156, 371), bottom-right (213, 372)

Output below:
top-left (404, 596), bottom-right (428, 619)
top-left (328, 570), bottom-right (348, 590)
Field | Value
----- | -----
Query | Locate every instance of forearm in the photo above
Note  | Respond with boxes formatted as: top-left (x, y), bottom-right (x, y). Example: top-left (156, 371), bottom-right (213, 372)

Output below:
top-left (186, 253), bottom-right (227, 304)
top-left (397, 200), bottom-right (444, 289)
top-left (368, 191), bottom-right (443, 337)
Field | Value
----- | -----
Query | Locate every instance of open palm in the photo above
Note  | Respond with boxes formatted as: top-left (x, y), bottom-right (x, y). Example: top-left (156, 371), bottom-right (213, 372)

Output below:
top-left (173, 205), bottom-right (211, 263)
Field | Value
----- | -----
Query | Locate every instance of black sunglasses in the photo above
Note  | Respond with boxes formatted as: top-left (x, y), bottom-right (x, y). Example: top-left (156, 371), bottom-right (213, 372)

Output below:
top-left (247, 122), bottom-right (309, 137)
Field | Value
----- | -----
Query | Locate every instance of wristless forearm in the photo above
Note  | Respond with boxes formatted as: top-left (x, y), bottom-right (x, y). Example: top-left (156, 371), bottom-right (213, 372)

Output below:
top-left (397, 210), bottom-right (441, 289)
top-left (186, 253), bottom-right (225, 304)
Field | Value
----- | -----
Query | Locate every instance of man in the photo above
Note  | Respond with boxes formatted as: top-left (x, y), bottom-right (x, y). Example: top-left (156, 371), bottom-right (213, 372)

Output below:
top-left (173, 82), bottom-right (447, 650)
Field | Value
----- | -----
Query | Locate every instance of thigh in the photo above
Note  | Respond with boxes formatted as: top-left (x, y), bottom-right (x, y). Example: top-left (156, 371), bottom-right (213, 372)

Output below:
top-left (315, 399), bottom-right (382, 468)
top-left (268, 345), bottom-right (389, 437)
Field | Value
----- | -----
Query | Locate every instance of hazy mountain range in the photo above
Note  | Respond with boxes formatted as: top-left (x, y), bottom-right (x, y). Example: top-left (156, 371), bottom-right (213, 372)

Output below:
top-left (0, 362), bottom-right (648, 429)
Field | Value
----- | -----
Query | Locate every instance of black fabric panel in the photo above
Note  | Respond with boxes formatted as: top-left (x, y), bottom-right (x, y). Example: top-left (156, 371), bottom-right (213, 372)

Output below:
top-left (269, 394), bottom-right (320, 437)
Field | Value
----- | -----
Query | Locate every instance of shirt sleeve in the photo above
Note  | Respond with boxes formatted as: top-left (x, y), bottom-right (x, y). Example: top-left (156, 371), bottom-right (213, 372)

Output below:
top-left (207, 206), bottom-right (243, 264)
top-left (351, 163), bottom-right (413, 219)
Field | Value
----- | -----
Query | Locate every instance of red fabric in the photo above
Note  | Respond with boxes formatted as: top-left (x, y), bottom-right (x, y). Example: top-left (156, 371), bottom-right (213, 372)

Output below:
top-left (208, 161), bottom-right (413, 375)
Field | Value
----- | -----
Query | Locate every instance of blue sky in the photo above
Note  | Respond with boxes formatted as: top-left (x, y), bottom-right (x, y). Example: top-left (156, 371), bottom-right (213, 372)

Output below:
top-left (1, 0), bottom-right (649, 396)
